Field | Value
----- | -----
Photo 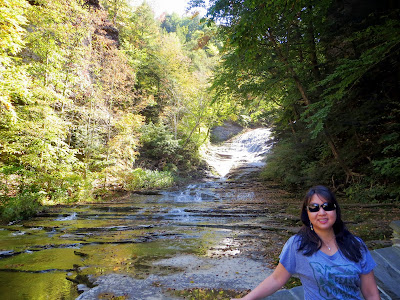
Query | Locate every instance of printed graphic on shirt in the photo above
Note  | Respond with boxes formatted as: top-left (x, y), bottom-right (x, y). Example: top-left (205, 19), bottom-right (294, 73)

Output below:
top-left (310, 262), bottom-right (359, 299)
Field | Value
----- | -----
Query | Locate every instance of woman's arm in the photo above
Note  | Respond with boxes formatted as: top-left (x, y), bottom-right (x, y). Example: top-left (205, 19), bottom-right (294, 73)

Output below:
top-left (360, 270), bottom-right (381, 300)
top-left (231, 263), bottom-right (292, 300)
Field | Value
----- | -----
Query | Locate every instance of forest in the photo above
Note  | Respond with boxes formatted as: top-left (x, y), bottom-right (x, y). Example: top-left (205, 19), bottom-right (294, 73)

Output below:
top-left (1, 0), bottom-right (399, 221)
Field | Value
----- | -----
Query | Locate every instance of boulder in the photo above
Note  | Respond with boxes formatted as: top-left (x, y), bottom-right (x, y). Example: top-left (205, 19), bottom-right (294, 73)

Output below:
top-left (210, 121), bottom-right (243, 143)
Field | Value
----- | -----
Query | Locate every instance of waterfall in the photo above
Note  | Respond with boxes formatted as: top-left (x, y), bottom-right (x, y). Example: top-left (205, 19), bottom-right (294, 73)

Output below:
top-left (55, 212), bottom-right (78, 221)
top-left (201, 128), bottom-right (273, 177)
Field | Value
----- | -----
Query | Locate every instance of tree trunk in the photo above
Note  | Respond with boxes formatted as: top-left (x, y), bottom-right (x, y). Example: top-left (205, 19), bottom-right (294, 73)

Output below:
top-left (323, 128), bottom-right (355, 181)
top-left (306, 9), bottom-right (322, 81)
top-left (267, 30), bottom-right (312, 106)
top-left (267, 29), bottom-right (354, 179)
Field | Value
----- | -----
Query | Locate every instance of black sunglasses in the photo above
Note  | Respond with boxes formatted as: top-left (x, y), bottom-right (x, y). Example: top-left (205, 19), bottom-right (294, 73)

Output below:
top-left (307, 202), bottom-right (336, 212)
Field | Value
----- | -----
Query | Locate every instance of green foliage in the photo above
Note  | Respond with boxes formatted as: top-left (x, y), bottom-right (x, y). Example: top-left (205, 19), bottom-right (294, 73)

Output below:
top-left (0, 186), bottom-right (43, 221)
top-left (124, 168), bottom-right (174, 190)
top-left (306, 16), bottom-right (400, 138)
top-left (139, 123), bottom-right (180, 161)
top-left (119, 2), bottom-right (161, 96)
top-left (107, 113), bottom-right (145, 167)
top-left (0, 0), bottom-right (219, 222)
top-left (373, 156), bottom-right (400, 178)
top-left (344, 176), bottom-right (399, 203)
top-left (260, 134), bottom-right (339, 189)
top-left (100, 0), bottom-right (132, 25)
top-left (191, 0), bottom-right (400, 202)
top-left (0, 0), bottom-right (29, 123)
top-left (321, 18), bottom-right (400, 99)
top-left (24, 0), bottom-right (89, 90)
top-left (373, 132), bottom-right (400, 177)
top-left (0, 0), bottom-right (27, 64)
top-left (137, 122), bottom-right (204, 175)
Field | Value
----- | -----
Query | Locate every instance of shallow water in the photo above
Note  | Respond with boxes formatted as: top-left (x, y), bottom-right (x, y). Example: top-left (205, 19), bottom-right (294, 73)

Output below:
top-left (0, 129), bottom-right (278, 299)
top-left (0, 181), bottom-right (272, 299)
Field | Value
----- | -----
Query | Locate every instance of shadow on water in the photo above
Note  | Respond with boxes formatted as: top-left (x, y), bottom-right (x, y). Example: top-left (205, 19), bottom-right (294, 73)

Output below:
top-left (0, 128), bottom-right (292, 299)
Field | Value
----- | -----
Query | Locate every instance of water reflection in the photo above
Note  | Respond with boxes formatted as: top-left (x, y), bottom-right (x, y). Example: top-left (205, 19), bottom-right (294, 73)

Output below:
top-left (0, 271), bottom-right (79, 300)
top-left (0, 128), bottom-right (274, 299)
top-left (207, 235), bottom-right (242, 257)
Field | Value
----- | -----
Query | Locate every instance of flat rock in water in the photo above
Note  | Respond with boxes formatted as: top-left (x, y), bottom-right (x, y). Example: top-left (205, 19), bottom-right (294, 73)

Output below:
top-left (77, 255), bottom-right (273, 299)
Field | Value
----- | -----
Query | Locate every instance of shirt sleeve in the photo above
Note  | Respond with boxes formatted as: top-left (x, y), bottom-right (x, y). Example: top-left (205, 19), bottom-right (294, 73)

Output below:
top-left (279, 235), bottom-right (298, 274)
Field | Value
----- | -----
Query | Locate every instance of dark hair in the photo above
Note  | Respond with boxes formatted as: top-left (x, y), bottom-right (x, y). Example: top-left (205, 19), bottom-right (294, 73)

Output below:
top-left (297, 185), bottom-right (365, 262)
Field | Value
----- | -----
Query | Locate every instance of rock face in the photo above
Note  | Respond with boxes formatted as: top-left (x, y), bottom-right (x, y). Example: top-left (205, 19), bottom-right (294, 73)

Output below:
top-left (210, 121), bottom-right (243, 143)
top-left (94, 22), bottom-right (119, 48)
top-left (85, 0), bottom-right (101, 9)
top-left (85, 0), bottom-right (119, 48)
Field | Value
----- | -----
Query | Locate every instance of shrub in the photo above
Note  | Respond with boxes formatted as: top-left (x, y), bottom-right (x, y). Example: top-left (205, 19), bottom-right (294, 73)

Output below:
top-left (345, 180), bottom-right (399, 203)
top-left (0, 185), bottom-right (43, 221)
top-left (137, 122), bottom-right (202, 175)
top-left (139, 123), bottom-right (180, 161)
top-left (260, 134), bottom-right (341, 190)
top-left (124, 168), bottom-right (174, 190)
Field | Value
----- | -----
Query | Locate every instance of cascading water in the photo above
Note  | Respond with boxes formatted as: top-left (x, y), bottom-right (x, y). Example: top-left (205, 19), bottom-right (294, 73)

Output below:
top-left (201, 128), bottom-right (273, 178)
top-left (0, 127), bottom-right (278, 300)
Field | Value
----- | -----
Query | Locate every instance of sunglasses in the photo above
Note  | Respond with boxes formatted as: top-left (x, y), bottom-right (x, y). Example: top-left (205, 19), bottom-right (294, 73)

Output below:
top-left (307, 202), bottom-right (336, 212)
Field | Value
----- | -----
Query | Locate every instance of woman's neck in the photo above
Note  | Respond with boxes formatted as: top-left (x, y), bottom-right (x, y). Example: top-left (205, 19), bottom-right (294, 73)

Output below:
top-left (314, 229), bottom-right (337, 253)
top-left (314, 228), bottom-right (335, 241)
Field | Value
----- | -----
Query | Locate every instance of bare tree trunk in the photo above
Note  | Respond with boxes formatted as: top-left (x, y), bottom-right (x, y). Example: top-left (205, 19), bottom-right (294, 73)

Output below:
top-left (323, 128), bottom-right (355, 182)
top-left (306, 11), bottom-right (322, 81)
top-left (112, 0), bottom-right (118, 25)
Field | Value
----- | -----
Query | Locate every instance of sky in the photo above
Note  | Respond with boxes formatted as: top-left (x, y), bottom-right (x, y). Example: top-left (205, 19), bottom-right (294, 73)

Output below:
top-left (129, 0), bottom-right (191, 17)
top-left (129, 0), bottom-right (206, 18)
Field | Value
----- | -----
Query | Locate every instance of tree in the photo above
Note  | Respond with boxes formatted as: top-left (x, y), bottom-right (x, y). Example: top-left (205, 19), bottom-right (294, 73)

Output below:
top-left (0, 0), bottom-right (28, 122)
top-left (191, 0), bottom-right (400, 199)
top-left (1, 0), bottom-right (224, 220)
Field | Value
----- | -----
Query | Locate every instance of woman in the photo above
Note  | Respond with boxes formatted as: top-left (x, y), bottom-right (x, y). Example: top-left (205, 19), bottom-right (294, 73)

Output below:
top-left (232, 185), bottom-right (380, 300)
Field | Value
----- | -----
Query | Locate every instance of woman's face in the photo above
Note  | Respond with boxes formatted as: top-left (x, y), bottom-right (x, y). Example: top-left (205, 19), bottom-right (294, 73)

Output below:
top-left (307, 193), bottom-right (337, 234)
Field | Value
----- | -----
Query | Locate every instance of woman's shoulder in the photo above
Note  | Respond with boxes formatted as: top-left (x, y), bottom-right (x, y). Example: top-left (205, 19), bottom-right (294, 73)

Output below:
top-left (280, 234), bottom-right (304, 260)
top-left (346, 233), bottom-right (368, 248)
top-left (353, 235), bottom-right (369, 251)
top-left (353, 235), bottom-right (366, 243)
top-left (285, 234), bottom-right (303, 247)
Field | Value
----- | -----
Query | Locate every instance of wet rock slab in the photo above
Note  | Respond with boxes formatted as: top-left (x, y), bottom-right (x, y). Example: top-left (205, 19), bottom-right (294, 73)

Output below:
top-left (370, 246), bottom-right (400, 300)
top-left (77, 255), bottom-right (273, 299)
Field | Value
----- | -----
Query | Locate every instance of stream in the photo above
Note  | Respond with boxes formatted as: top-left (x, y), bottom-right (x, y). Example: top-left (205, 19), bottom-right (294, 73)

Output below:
top-left (0, 128), bottom-right (297, 299)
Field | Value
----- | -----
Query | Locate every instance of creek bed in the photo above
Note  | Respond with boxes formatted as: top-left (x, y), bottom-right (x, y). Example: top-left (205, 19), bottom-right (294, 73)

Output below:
top-left (0, 175), bottom-right (298, 299)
